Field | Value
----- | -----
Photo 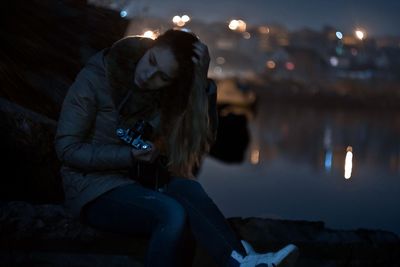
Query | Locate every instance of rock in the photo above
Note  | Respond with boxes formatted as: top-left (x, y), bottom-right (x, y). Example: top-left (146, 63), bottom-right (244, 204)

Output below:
top-left (0, 0), bottom-right (129, 120)
top-left (1, 201), bottom-right (399, 266)
top-left (0, 98), bottom-right (63, 203)
top-left (0, 201), bottom-right (148, 267)
top-left (0, 251), bottom-right (143, 267)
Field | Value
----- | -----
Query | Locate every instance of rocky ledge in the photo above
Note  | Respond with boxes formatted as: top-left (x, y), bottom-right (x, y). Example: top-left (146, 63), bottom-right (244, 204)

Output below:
top-left (1, 201), bottom-right (399, 267)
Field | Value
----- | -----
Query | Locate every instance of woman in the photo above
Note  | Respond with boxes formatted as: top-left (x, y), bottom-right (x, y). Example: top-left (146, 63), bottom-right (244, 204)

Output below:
top-left (54, 29), bottom-right (298, 267)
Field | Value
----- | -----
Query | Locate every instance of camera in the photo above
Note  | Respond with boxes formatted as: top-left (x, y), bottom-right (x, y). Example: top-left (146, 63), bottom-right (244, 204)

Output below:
top-left (116, 120), bottom-right (152, 150)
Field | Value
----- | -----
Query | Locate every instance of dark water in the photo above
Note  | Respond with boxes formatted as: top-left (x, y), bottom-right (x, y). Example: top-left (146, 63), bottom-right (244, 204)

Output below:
top-left (198, 103), bottom-right (400, 235)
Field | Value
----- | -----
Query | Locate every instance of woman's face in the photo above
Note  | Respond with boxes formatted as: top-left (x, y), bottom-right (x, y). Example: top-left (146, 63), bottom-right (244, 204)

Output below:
top-left (134, 46), bottom-right (178, 90)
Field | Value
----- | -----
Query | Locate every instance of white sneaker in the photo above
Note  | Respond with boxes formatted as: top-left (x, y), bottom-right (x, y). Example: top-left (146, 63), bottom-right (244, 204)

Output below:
top-left (231, 243), bottom-right (299, 267)
top-left (241, 240), bottom-right (256, 254)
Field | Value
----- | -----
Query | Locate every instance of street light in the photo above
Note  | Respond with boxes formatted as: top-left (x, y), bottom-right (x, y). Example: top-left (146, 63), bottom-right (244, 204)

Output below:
top-left (181, 15), bottom-right (190, 23)
top-left (172, 15), bottom-right (181, 24)
top-left (229, 20), bottom-right (239, 30)
top-left (172, 15), bottom-right (190, 27)
top-left (355, 29), bottom-right (365, 40)
top-left (228, 19), bottom-right (246, 32)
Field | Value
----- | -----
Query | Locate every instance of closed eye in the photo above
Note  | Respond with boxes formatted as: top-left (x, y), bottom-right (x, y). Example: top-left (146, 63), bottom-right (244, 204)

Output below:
top-left (149, 52), bottom-right (157, 66)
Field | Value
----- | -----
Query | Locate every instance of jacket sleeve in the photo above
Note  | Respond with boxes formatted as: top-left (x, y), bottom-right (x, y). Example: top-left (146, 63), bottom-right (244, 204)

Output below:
top-left (207, 79), bottom-right (218, 145)
top-left (54, 70), bottom-right (133, 172)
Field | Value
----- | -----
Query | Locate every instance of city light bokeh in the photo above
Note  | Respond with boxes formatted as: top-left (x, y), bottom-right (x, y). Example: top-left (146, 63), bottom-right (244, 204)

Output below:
top-left (142, 30), bottom-right (158, 39)
top-left (355, 29), bottom-right (365, 40)
top-left (172, 14), bottom-right (190, 27)
top-left (228, 19), bottom-right (247, 32)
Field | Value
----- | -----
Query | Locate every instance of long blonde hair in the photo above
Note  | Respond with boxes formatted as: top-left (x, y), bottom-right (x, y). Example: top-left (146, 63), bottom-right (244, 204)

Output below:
top-left (156, 30), bottom-right (213, 177)
top-left (164, 76), bottom-right (212, 177)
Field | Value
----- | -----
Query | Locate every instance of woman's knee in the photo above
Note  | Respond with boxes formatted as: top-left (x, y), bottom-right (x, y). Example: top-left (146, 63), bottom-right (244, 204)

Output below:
top-left (168, 177), bottom-right (202, 192)
top-left (158, 196), bottom-right (187, 228)
top-left (167, 177), bottom-right (208, 200)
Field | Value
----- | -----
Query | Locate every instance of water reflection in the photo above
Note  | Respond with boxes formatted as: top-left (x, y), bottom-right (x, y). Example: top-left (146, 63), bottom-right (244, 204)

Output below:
top-left (323, 125), bottom-right (333, 172)
top-left (344, 146), bottom-right (353, 179)
top-left (250, 104), bottom-right (400, 176)
top-left (324, 150), bottom-right (333, 172)
top-left (208, 104), bottom-right (250, 164)
top-left (199, 101), bottom-right (400, 235)
top-left (250, 148), bottom-right (260, 165)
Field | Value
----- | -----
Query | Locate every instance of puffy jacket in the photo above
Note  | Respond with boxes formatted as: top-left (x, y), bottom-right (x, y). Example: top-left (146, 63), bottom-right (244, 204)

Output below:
top-left (55, 36), bottom-right (218, 220)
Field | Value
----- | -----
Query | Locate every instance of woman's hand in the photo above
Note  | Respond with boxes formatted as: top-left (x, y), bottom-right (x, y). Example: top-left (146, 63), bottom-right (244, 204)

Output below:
top-left (192, 41), bottom-right (210, 88)
top-left (131, 141), bottom-right (159, 163)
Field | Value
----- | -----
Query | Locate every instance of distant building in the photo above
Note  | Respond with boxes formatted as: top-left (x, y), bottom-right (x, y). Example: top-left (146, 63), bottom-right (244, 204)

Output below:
top-left (108, 12), bottom-right (400, 82)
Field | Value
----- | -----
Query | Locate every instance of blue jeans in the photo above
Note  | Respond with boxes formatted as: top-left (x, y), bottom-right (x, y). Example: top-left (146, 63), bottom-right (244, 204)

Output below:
top-left (81, 177), bottom-right (246, 267)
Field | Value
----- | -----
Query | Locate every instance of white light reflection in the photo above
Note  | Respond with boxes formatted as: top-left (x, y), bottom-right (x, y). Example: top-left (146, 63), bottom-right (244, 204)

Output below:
top-left (181, 15), bottom-right (190, 23)
top-left (229, 20), bottom-right (239, 30)
top-left (172, 15), bottom-right (190, 27)
top-left (172, 15), bottom-right (181, 24)
top-left (344, 146), bottom-right (353, 179)
top-left (228, 19), bottom-right (246, 32)
top-left (336, 31), bottom-right (343, 40)
top-left (355, 30), bottom-right (365, 40)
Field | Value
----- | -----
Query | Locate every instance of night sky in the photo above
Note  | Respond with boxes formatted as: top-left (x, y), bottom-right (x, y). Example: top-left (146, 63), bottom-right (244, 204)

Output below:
top-left (139, 0), bottom-right (400, 36)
